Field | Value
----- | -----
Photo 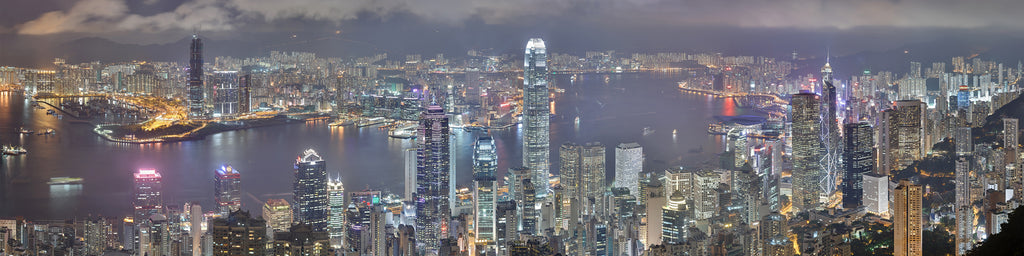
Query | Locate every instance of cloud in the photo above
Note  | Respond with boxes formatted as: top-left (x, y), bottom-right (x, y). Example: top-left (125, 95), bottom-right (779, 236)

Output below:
top-left (14, 0), bottom-right (1024, 35)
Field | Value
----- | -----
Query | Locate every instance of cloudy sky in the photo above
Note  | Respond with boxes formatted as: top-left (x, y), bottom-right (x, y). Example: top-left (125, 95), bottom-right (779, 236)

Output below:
top-left (2, 0), bottom-right (1024, 67)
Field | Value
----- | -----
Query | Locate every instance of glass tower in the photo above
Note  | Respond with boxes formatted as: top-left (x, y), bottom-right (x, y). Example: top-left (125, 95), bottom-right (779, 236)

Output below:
top-left (293, 149), bottom-right (329, 232)
top-left (327, 176), bottom-right (345, 248)
top-left (473, 136), bottom-right (497, 250)
top-left (188, 34), bottom-right (204, 117)
top-left (133, 169), bottom-right (163, 221)
top-left (842, 122), bottom-right (873, 209)
top-left (523, 38), bottom-right (550, 198)
top-left (791, 91), bottom-right (823, 211)
top-left (416, 106), bottom-right (451, 253)
top-left (214, 165), bottom-right (241, 215)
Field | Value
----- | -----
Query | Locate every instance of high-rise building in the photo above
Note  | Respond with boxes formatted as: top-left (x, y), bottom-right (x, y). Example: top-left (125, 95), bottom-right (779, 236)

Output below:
top-left (133, 169), bottom-right (163, 221)
top-left (642, 181), bottom-right (666, 247)
top-left (862, 173), bottom-right (889, 217)
top-left (271, 224), bottom-right (331, 256)
top-left (189, 203), bottom-right (203, 256)
top-left (523, 38), bottom-right (551, 198)
top-left (212, 71), bottom-right (240, 116)
top-left (326, 176), bottom-right (344, 248)
top-left (791, 91), bottom-right (823, 211)
top-left (188, 34), bottom-right (204, 117)
top-left (955, 127), bottom-right (973, 255)
top-left (581, 142), bottom-right (606, 214)
top-left (661, 191), bottom-right (688, 244)
top-left (416, 105), bottom-right (451, 252)
top-left (294, 149), bottom-right (329, 232)
top-left (894, 180), bottom-right (923, 256)
top-left (760, 212), bottom-right (789, 256)
top-left (820, 76), bottom-right (841, 206)
top-left (495, 200), bottom-right (517, 254)
top-left (473, 136), bottom-right (497, 250)
top-left (84, 216), bottom-right (109, 255)
top-left (238, 73), bottom-right (251, 113)
top-left (559, 143), bottom-right (582, 208)
top-left (263, 199), bottom-right (293, 233)
top-left (615, 142), bottom-right (643, 200)
top-left (843, 122), bottom-right (874, 209)
top-left (211, 210), bottom-right (267, 256)
top-left (693, 170), bottom-right (720, 220)
top-left (404, 148), bottom-right (417, 201)
top-left (892, 100), bottom-right (926, 169)
top-left (877, 110), bottom-right (894, 175)
top-left (214, 165), bottom-right (241, 215)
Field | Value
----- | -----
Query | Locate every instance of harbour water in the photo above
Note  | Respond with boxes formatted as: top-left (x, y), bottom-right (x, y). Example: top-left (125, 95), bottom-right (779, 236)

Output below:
top-left (0, 72), bottom-right (759, 219)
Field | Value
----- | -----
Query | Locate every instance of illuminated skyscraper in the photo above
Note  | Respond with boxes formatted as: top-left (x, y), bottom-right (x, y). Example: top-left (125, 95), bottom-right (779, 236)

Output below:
top-left (263, 199), bottom-right (293, 233)
top-left (954, 127), bottom-right (973, 255)
top-left (214, 165), bottom-right (241, 215)
top-left (894, 180), bottom-right (923, 256)
top-left (615, 142), bottom-right (643, 199)
top-left (294, 149), bottom-right (329, 232)
top-left (820, 64), bottom-right (841, 206)
top-left (211, 210), bottom-right (267, 256)
top-left (416, 105), bottom-right (451, 252)
top-left (892, 100), bottom-right (926, 169)
top-left (238, 73), bottom-right (251, 113)
top-left (327, 176), bottom-right (345, 248)
top-left (843, 122), bottom-right (873, 209)
top-left (661, 191), bottom-right (688, 244)
top-left (581, 142), bottom-right (606, 214)
top-left (473, 136), bottom-right (497, 250)
top-left (133, 169), bottom-right (163, 221)
top-left (523, 38), bottom-right (550, 198)
top-left (791, 91), bottom-right (823, 211)
top-left (188, 34), bottom-right (204, 117)
top-left (212, 71), bottom-right (240, 116)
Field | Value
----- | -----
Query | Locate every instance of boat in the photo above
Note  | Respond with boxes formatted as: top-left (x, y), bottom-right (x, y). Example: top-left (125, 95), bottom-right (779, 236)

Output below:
top-left (19, 127), bottom-right (33, 134)
top-left (574, 116), bottom-right (580, 126)
top-left (673, 129), bottom-right (678, 135)
top-left (642, 126), bottom-right (655, 136)
top-left (47, 177), bottom-right (84, 185)
top-left (42, 129), bottom-right (55, 135)
top-left (708, 123), bottom-right (727, 135)
top-left (2, 145), bottom-right (27, 155)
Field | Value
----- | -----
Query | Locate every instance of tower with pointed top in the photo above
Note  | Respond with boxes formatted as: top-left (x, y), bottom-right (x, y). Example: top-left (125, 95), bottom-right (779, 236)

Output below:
top-left (294, 149), bottom-right (329, 232)
top-left (523, 38), bottom-right (550, 198)
top-left (819, 54), bottom-right (842, 207)
top-left (188, 34), bottom-right (204, 117)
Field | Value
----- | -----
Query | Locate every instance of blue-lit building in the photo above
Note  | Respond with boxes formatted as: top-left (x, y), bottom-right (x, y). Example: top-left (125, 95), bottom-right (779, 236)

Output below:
top-left (416, 106), bottom-right (451, 253)
top-left (523, 38), bottom-right (550, 198)
top-left (294, 149), bottom-right (329, 232)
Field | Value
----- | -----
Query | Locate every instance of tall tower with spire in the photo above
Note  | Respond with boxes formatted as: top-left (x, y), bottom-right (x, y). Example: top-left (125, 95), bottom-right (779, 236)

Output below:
top-left (819, 53), bottom-right (842, 207)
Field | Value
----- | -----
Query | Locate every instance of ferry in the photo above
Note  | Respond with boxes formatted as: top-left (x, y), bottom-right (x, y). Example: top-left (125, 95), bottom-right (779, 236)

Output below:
top-left (708, 123), bottom-right (727, 135)
top-left (642, 126), bottom-right (655, 136)
top-left (2, 145), bottom-right (27, 155)
top-left (47, 177), bottom-right (84, 185)
top-left (673, 129), bottom-right (678, 135)
top-left (328, 119), bottom-right (355, 127)
top-left (574, 116), bottom-right (580, 126)
top-left (19, 127), bottom-right (33, 134)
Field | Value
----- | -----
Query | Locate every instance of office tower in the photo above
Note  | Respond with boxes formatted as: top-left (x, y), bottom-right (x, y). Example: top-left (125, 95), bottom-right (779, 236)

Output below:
top-left (661, 191), bottom-right (688, 244)
top-left (523, 38), bottom-right (551, 198)
top-left (122, 217), bottom-right (138, 252)
top-left (615, 142), bottom-right (643, 199)
top-left (212, 71), bottom-right (240, 116)
top-left (263, 199), bottom-right (293, 233)
top-left (642, 181), bottom-right (666, 247)
top-left (892, 100), bottom-right (926, 169)
top-left (520, 177), bottom-right (538, 235)
top-left (664, 167), bottom-right (693, 202)
top-left (404, 148), bottom-right (416, 201)
top-left (211, 210), bottom-right (267, 256)
top-left (188, 34), bottom-right (204, 117)
top-left (238, 73), bottom-right (251, 113)
top-left (955, 126), bottom-right (973, 255)
top-left (693, 170), bottom-right (720, 220)
top-left (189, 203), bottom-right (203, 256)
top-left (581, 142), bottom-right (607, 214)
top-left (84, 216), bottom-right (109, 255)
top-left (416, 105), bottom-right (451, 252)
top-left (790, 92), bottom-right (823, 212)
top-left (214, 165), bottom-right (241, 215)
top-left (294, 149), bottom-right (329, 231)
top-left (327, 177), bottom-right (344, 248)
top-left (894, 180), bottom-right (923, 256)
top-left (820, 71), bottom-right (841, 206)
top-left (271, 224), bottom-right (331, 256)
top-left (877, 110), bottom-right (894, 175)
top-left (134, 169), bottom-right (164, 221)
top-left (495, 201), bottom-right (518, 254)
top-left (843, 122), bottom-right (874, 209)
top-left (559, 143), bottom-right (582, 206)
top-left (473, 136), bottom-right (497, 249)
top-left (344, 191), bottom-right (382, 253)
top-left (862, 173), bottom-right (889, 216)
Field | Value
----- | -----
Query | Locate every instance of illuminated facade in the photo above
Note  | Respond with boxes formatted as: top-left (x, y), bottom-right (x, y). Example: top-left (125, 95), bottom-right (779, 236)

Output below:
top-left (294, 149), bottom-right (329, 232)
top-left (188, 34), bottom-right (204, 117)
top-left (820, 61), bottom-right (841, 206)
top-left (473, 136), bottom-right (497, 250)
top-left (133, 169), bottom-right (163, 221)
top-left (791, 92), bottom-right (823, 211)
top-left (211, 210), bottom-right (267, 256)
top-left (842, 122), bottom-right (873, 209)
top-left (416, 105), bottom-right (451, 252)
top-left (327, 176), bottom-right (345, 248)
top-left (894, 180), bottom-right (923, 256)
top-left (263, 199), bottom-right (293, 233)
top-left (214, 165), bottom-right (241, 215)
top-left (212, 71), bottom-right (240, 116)
top-left (523, 38), bottom-right (551, 198)
top-left (615, 142), bottom-right (643, 199)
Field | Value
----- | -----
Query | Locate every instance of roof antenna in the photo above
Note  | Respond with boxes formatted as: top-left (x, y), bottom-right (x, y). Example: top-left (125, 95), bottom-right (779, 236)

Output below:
top-left (826, 47), bottom-right (830, 65)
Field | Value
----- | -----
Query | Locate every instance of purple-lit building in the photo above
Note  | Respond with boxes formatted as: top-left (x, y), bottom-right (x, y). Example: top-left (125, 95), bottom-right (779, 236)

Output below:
top-left (133, 169), bottom-right (163, 221)
top-left (215, 165), bottom-right (242, 215)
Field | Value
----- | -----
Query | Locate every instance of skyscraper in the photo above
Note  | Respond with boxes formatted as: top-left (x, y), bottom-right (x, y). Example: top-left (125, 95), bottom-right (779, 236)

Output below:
top-left (294, 149), bottom-right (329, 232)
top-left (954, 127), bottom-right (973, 255)
top-left (894, 180), bottom-right (923, 256)
top-left (134, 169), bottom-right (163, 221)
top-left (581, 142), bottom-right (606, 214)
top-left (188, 34), bottom-right (204, 117)
top-left (212, 71), bottom-right (240, 116)
top-left (791, 91), bottom-right (823, 211)
top-left (523, 38), bottom-right (550, 198)
top-left (473, 136), bottom-right (497, 250)
top-left (820, 62), bottom-right (841, 206)
top-left (211, 210), bottom-right (267, 256)
top-left (416, 105), bottom-right (451, 252)
top-left (263, 199), bottom-right (292, 233)
top-left (615, 142), bottom-right (643, 199)
top-left (214, 165), bottom-right (241, 215)
top-left (404, 148), bottom-right (417, 201)
top-left (238, 73), bottom-right (251, 114)
top-left (843, 122), bottom-right (874, 209)
top-left (891, 100), bottom-right (926, 169)
top-left (327, 176), bottom-right (345, 248)
top-left (559, 143), bottom-right (582, 207)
